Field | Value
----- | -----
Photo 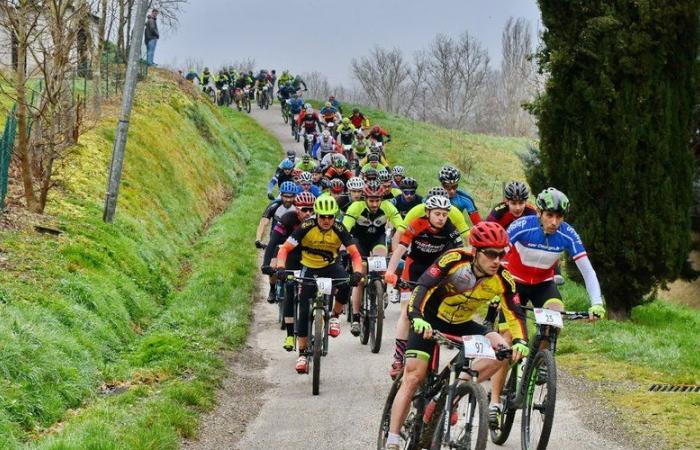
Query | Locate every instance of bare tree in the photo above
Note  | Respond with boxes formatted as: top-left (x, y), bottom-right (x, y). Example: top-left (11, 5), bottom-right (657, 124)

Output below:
top-left (499, 17), bottom-right (536, 136)
top-left (351, 46), bottom-right (411, 114)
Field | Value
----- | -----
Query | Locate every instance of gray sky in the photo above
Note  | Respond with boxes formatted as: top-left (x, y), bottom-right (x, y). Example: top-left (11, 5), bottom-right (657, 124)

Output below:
top-left (156, 0), bottom-right (541, 86)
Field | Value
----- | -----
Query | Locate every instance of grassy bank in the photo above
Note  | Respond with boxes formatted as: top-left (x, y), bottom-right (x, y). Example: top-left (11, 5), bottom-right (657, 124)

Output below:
top-left (0, 72), bottom-right (280, 448)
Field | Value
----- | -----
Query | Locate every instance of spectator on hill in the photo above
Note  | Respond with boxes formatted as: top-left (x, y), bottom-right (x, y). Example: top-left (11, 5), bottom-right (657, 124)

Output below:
top-left (144, 9), bottom-right (159, 66)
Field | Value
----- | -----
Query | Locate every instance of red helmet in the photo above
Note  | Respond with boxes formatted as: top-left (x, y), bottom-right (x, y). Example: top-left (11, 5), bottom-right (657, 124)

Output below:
top-left (469, 222), bottom-right (509, 249)
top-left (372, 125), bottom-right (380, 132)
top-left (363, 180), bottom-right (386, 198)
top-left (330, 179), bottom-right (345, 194)
top-left (294, 191), bottom-right (315, 207)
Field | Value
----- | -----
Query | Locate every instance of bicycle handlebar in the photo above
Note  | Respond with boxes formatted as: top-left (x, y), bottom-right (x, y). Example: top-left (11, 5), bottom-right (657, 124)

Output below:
top-left (521, 306), bottom-right (594, 320)
top-left (431, 331), bottom-right (514, 360)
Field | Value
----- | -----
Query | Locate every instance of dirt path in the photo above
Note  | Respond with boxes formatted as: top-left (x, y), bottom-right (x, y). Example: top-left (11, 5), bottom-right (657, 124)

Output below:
top-left (184, 103), bottom-right (633, 450)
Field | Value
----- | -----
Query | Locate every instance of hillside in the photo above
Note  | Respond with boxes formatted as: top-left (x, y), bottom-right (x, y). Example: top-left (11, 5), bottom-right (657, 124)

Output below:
top-left (0, 71), bottom-right (281, 448)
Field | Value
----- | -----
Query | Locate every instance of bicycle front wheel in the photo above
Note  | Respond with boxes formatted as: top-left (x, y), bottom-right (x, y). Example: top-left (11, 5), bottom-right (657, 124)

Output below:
top-left (370, 279), bottom-right (384, 353)
top-left (431, 381), bottom-right (488, 450)
top-left (360, 286), bottom-right (371, 345)
top-left (521, 350), bottom-right (557, 450)
top-left (312, 308), bottom-right (323, 395)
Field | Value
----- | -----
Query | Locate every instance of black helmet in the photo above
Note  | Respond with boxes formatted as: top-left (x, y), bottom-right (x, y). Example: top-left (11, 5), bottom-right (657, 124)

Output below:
top-left (352, 107), bottom-right (359, 114)
top-left (438, 165), bottom-right (461, 184)
top-left (504, 181), bottom-right (530, 201)
top-left (536, 188), bottom-right (570, 215)
top-left (426, 186), bottom-right (449, 199)
top-left (400, 177), bottom-right (418, 190)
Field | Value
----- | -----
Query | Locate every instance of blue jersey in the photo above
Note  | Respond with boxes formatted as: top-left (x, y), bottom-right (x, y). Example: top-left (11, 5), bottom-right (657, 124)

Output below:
top-left (450, 190), bottom-right (478, 214)
top-left (506, 214), bottom-right (587, 284)
top-left (295, 184), bottom-right (322, 198)
top-left (288, 98), bottom-right (304, 114)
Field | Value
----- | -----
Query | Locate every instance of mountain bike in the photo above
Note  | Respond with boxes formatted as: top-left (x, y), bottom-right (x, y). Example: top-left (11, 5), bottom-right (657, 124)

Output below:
top-left (281, 100), bottom-right (290, 124)
top-left (378, 331), bottom-right (511, 450)
top-left (293, 275), bottom-right (349, 396)
top-left (359, 256), bottom-right (388, 353)
top-left (489, 307), bottom-right (591, 450)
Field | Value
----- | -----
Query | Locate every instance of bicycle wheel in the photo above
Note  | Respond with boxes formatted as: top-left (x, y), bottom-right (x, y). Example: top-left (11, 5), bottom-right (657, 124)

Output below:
top-left (245, 98), bottom-right (251, 114)
top-left (359, 284), bottom-right (370, 345)
top-left (370, 279), bottom-right (384, 353)
top-left (521, 350), bottom-right (556, 450)
top-left (283, 107), bottom-right (289, 124)
top-left (312, 307), bottom-right (323, 395)
top-left (431, 382), bottom-right (488, 450)
top-left (490, 366), bottom-right (517, 445)
top-left (376, 374), bottom-right (425, 450)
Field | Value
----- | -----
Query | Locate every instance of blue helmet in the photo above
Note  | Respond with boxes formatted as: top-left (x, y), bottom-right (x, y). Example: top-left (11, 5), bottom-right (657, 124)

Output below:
top-left (281, 159), bottom-right (294, 170)
top-left (280, 181), bottom-right (297, 195)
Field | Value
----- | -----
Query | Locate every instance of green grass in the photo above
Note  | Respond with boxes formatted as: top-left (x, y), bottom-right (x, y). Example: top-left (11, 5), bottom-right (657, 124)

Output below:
top-left (0, 71), bottom-right (281, 448)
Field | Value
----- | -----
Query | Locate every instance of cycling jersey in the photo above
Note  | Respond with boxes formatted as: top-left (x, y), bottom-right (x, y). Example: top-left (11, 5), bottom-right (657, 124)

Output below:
top-left (486, 202), bottom-right (537, 229)
top-left (280, 218), bottom-right (358, 269)
top-left (267, 169), bottom-right (294, 194)
top-left (262, 211), bottom-right (303, 269)
top-left (367, 129), bottom-right (390, 142)
top-left (408, 248), bottom-right (526, 341)
top-left (343, 200), bottom-right (403, 247)
top-left (262, 199), bottom-right (296, 222)
top-left (400, 217), bottom-right (462, 263)
top-left (506, 215), bottom-right (585, 285)
top-left (320, 107), bottom-right (339, 122)
top-left (391, 194), bottom-right (424, 217)
top-left (295, 160), bottom-right (317, 172)
top-left (324, 167), bottom-right (353, 182)
top-left (360, 163), bottom-right (387, 174)
top-left (449, 189), bottom-right (481, 224)
top-left (337, 126), bottom-right (356, 145)
top-left (400, 203), bottom-right (470, 237)
top-left (349, 113), bottom-right (369, 129)
top-left (287, 98), bottom-right (304, 114)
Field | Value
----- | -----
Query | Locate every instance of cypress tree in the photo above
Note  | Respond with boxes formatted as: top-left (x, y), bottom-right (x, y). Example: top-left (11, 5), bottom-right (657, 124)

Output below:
top-left (532, 1), bottom-right (699, 319)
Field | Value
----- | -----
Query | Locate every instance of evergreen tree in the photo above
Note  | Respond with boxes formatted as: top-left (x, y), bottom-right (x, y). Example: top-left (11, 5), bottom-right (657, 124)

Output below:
top-left (533, 1), bottom-right (699, 319)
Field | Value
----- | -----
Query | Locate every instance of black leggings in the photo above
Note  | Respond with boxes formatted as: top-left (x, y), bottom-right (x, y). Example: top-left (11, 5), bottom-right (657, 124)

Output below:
top-left (296, 263), bottom-right (350, 337)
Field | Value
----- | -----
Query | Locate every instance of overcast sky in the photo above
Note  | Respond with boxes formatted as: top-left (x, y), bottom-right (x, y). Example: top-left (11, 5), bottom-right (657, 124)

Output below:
top-left (156, 0), bottom-right (541, 87)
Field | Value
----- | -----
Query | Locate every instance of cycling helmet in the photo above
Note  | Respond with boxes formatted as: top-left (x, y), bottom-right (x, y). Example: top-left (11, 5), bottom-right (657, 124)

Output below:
top-left (332, 155), bottom-right (345, 168)
top-left (425, 195), bottom-right (451, 211)
top-left (438, 165), bottom-right (461, 184)
top-left (363, 168), bottom-right (378, 180)
top-left (364, 180), bottom-right (386, 198)
top-left (298, 172), bottom-right (313, 183)
top-left (368, 153), bottom-right (380, 163)
top-left (342, 117), bottom-right (350, 125)
top-left (286, 150), bottom-right (296, 159)
top-left (392, 166), bottom-right (406, 178)
top-left (295, 191), bottom-right (315, 207)
top-left (504, 181), bottom-right (530, 201)
top-left (329, 95), bottom-right (335, 101)
top-left (280, 181), bottom-right (297, 195)
top-left (469, 221), bottom-right (509, 249)
top-left (426, 186), bottom-right (449, 199)
top-left (322, 130), bottom-right (331, 140)
top-left (535, 187), bottom-right (570, 215)
top-left (302, 154), bottom-right (311, 162)
top-left (347, 177), bottom-right (365, 191)
top-left (356, 131), bottom-right (365, 138)
top-left (352, 107), bottom-right (359, 114)
top-left (330, 179), bottom-right (345, 194)
top-left (325, 101), bottom-right (332, 108)
top-left (204, 67), bottom-right (210, 73)
top-left (378, 169), bottom-right (392, 182)
top-left (400, 177), bottom-right (418, 190)
top-left (281, 159), bottom-right (294, 170)
top-left (305, 105), bottom-right (313, 113)
top-left (314, 195), bottom-right (339, 216)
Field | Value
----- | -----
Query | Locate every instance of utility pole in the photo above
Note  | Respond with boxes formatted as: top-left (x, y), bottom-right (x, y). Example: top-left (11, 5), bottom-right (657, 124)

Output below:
top-left (103, 0), bottom-right (149, 223)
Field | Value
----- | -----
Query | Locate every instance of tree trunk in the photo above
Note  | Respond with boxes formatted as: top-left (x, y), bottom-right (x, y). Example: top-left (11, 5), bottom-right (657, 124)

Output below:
top-left (607, 306), bottom-right (631, 321)
top-left (92, 0), bottom-right (108, 117)
top-left (116, 0), bottom-right (125, 62)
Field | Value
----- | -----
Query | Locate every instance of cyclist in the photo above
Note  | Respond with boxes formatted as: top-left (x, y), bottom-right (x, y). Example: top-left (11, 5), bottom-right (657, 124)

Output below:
top-left (292, 74), bottom-right (308, 92)
top-left (328, 95), bottom-right (342, 114)
top-left (267, 159), bottom-right (295, 200)
top-left (278, 69), bottom-right (293, 87)
top-left (438, 165), bottom-right (482, 225)
top-left (295, 154), bottom-right (317, 172)
top-left (360, 153), bottom-right (386, 174)
top-left (378, 169), bottom-right (401, 199)
top-left (336, 117), bottom-right (356, 147)
top-left (391, 166), bottom-right (406, 188)
top-left (256, 181), bottom-right (298, 301)
top-left (329, 179), bottom-right (349, 210)
top-left (343, 181), bottom-right (404, 335)
top-left (486, 181), bottom-right (536, 228)
top-left (384, 223), bottom-right (528, 450)
top-left (184, 68), bottom-right (200, 84)
top-left (278, 150), bottom-right (296, 168)
top-left (200, 67), bottom-right (213, 88)
top-left (324, 155), bottom-right (353, 182)
top-left (297, 105), bottom-right (323, 138)
top-left (320, 150), bottom-right (346, 172)
top-left (287, 93), bottom-right (305, 134)
top-left (391, 178), bottom-right (423, 218)
top-left (352, 130), bottom-right (369, 162)
top-left (487, 187), bottom-right (605, 426)
top-left (261, 192), bottom-right (316, 350)
top-left (395, 187), bottom-right (471, 245)
top-left (297, 172), bottom-right (322, 197)
top-left (311, 166), bottom-right (325, 189)
top-left (277, 81), bottom-right (296, 105)
top-left (349, 107), bottom-right (370, 130)
top-left (275, 196), bottom-right (363, 373)
top-left (367, 124), bottom-right (391, 143)
top-left (362, 167), bottom-right (379, 183)
top-left (313, 130), bottom-right (337, 160)
top-left (385, 195), bottom-right (463, 377)
top-left (341, 176), bottom-right (365, 212)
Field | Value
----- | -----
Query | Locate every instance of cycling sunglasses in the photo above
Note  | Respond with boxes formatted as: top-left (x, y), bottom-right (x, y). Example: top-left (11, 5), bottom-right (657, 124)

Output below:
top-left (299, 207), bottom-right (314, 213)
top-left (402, 190), bottom-right (416, 196)
top-left (479, 249), bottom-right (507, 260)
top-left (318, 214), bottom-right (335, 220)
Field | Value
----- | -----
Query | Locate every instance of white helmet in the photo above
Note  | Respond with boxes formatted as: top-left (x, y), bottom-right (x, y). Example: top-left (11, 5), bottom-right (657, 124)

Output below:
top-left (299, 172), bottom-right (312, 183)
top-left (347, 177), bottom-right (365, 191)
top-left (425, 195), bottom-right (451, 211)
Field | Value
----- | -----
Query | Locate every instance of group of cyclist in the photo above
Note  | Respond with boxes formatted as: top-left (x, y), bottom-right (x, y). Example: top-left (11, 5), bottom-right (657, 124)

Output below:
top-left (250, 88), bottom-right (606, 449)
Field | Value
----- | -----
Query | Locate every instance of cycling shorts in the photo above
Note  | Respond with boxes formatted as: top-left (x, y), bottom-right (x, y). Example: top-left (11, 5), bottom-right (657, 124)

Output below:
top-left (406, 319), bottom-right (487, 363)
top-left (356, 233), bottom-right (387, 257)
top-left (498, 280), bottom-right (562, 329)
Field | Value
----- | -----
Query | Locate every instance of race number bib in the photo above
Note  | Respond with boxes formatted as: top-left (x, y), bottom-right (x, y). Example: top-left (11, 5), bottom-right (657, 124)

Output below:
top-left (316, 278), bottom-right (333, 295)
top-left (462, 335), bottom-right (496, 360)
top-left (400, 290), bottom-right (412, 302)
top-left (367, 256), bottom-right (387, 272)
top-left (534, 308), bottom-right (564, 329)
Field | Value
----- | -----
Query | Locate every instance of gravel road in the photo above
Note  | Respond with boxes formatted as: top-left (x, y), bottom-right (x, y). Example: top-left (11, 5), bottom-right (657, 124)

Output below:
top-left (184, 102), bottom-right (633, 450)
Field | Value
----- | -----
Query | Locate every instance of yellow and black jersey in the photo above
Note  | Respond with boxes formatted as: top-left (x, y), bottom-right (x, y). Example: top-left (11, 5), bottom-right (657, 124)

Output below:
top-left (407, 248), bottom-right (527, 341)
top-left (285, 218), bottom-right (356, 269)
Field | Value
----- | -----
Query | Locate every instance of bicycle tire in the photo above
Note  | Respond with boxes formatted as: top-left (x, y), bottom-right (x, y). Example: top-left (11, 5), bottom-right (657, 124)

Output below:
top-left (277, 294), bottom-right (285, 330)
top-left (283, 108), bottom-right (289, 124)
top-left (370, 279), bottom-right (384, 353)
top-left (431, 381), bottom-right (488, 450)
top-left (245, 99), bottom-right (251, 114)
top-left (360, 284), bottom-right (371, 345)
top-left (376, 374), bottom-right (425, 450)
top-left (521, 350), bottom-right (556, 450)
top-left (312, 307), bottom-right (323, 395)
top-left (490, 366), bottom-right (517, 445)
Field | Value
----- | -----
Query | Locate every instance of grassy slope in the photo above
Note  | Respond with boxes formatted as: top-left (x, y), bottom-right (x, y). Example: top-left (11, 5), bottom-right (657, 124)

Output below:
top-left (320, 101), bottom-right (700, 449)
top-left (0, 72), bottom-right (280, 448)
